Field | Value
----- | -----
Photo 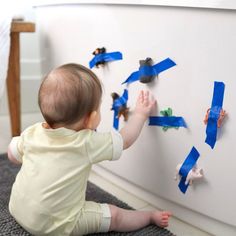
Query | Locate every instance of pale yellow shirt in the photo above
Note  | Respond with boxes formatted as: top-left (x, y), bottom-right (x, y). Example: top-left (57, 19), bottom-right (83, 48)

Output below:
top-left (9, 123), bottom-right (123, 235)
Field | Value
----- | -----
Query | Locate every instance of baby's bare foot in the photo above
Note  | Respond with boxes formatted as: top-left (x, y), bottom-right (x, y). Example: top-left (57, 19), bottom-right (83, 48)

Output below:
top-left (151, 211), bottom-right (172, 227)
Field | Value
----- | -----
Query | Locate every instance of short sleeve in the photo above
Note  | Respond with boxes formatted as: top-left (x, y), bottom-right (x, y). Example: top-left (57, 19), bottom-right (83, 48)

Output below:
top-left (8, 136), bottom-right (24, 163)
top-left (86, 130), bottom-right (123, 164)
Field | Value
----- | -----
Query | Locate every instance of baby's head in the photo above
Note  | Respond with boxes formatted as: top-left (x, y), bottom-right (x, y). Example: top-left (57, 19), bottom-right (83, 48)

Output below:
top-left (38, 63), bottom-right (102, 130)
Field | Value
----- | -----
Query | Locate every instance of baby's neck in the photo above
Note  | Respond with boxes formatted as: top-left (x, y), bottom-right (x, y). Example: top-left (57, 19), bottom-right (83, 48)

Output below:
top-left (42, 121), bottom-right (85, 132)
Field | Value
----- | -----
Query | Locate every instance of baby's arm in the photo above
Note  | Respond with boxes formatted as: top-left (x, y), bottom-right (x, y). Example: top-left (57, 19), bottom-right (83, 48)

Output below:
top-left (119, 90), bottom-right (157, 150)
top-left (8, 137), bottom-right (22, 165)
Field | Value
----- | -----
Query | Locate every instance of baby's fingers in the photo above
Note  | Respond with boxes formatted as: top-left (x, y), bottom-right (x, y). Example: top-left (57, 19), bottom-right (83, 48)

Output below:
top-left (138, 90), bottom-right (144, 103)
top-left (150, 94), bottom-right (156, 105)
top-left (143, 90), bottom-right (150, 106)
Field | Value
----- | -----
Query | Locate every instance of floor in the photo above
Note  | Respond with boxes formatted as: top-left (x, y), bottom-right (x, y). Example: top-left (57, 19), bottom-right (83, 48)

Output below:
top-left (0, 113), bottom-right (212, 236)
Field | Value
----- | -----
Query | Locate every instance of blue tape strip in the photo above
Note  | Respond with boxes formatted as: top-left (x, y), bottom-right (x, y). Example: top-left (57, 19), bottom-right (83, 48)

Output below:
top-left (178, 178), bottom-right (189, 194)
top-left (178, 146), bottom-right (200, 194)
top-left (113, 109), bottom-right (119, 130)
top-left (122, 58), bottom-right (176, 84)
top-left (148, 116), bottom-right (187, 128)
top-left (205, 81), bottom-right (225, 149)
top-left (122, 71), bottom-right (139, 84)
top-left (111, 89), bottom-right (129, 130)
top-left (152, 58), bottom-right (176, 75)
top-left (112, 89), bottom-right (128, 110)
top-left (139, 65), bottom-right (155, 77)
top-left (89, 51), bottom-right (123, 68)
top-left (211, 82), bottom-right (225, 107)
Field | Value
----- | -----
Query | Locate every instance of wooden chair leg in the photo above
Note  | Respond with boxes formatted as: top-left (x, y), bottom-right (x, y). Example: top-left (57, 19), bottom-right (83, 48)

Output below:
top-left (7, 32), bottom-right (21, 137)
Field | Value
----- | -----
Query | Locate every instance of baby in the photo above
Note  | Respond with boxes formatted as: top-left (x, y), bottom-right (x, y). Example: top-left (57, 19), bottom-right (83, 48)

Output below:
top-left (8, 63), bottom-right (171, 235)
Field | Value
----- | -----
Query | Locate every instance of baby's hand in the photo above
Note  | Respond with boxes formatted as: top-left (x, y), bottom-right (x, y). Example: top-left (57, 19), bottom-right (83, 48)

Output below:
top-left (134, 90), bottom-right (157, 120)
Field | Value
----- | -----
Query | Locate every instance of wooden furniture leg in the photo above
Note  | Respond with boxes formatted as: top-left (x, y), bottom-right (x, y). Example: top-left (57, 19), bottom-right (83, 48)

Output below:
top-left (7, 32), bottom-right (21, 137)
top-left (6, 21), bottom-right (35, 137)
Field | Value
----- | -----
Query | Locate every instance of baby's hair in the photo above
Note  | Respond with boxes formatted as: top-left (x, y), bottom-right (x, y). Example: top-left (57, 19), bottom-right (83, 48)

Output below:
top-left (38, 63), bottom-right (102, 127)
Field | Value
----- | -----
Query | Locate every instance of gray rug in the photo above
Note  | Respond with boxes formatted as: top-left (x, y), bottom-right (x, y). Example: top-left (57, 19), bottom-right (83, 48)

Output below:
top-left (0, 153), bottom-right (175, 236)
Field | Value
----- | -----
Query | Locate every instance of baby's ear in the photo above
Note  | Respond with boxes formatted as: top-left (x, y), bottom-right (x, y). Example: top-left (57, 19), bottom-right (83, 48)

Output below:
top-left (84, 111), bottom-right (97, 129)
top-left (42, 122), bottom-right (51, 129)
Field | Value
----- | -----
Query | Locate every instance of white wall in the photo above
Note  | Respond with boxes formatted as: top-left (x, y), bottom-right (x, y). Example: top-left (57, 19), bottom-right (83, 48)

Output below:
top-left (35, 3), bottom-right (236, 235)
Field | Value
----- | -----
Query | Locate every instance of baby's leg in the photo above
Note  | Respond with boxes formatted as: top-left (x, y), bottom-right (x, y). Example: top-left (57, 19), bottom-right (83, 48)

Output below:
top-left (108, 204), bottom-right (172, 232)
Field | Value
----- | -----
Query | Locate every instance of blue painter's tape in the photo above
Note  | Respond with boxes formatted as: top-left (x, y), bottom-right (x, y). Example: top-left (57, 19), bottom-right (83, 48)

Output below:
top-left (211, 82), bottom-right (225, 107)
top-left (152, 58), bottom-right (176, 75)
top-left (139, 65), bottom-right (155, 77)
top-left (205, 81), bottom-right (225, 149)
top-left (111, 89), bottom-right (129, 130)
top-left (112, 89), bottom-right (128, 110)
top-left (122, 58), bottom-right (176, 84)
top-left (148, 116), bottom-right (187, 128)
top-left (178, 177), bottom-right (189, 194)
top-left (113, 109), bottom-right (119, 130)
top-left (122, 71), bottom-right (139, 84)
top-left (89, 51), bottom-right (123, 69)
top-left (178, 146), bottom-right (200, 194)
